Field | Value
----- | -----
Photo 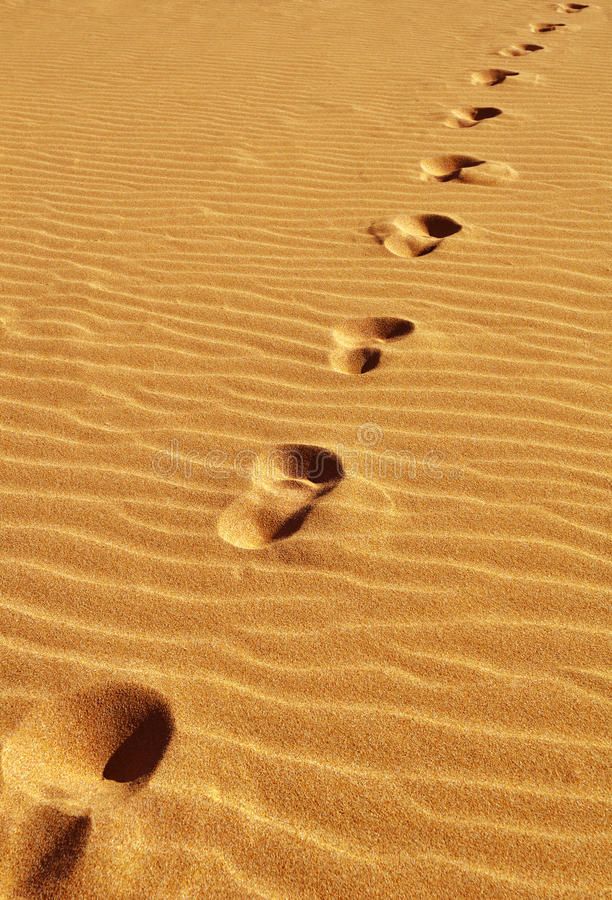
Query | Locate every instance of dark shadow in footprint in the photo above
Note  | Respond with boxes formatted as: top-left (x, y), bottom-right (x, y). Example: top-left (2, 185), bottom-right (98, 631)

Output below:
top-left (475, 107), bottom-right (503, 121)
top-left (374, 320), bottom-right (413, 340)
top-left (272, 505), bottom-right (312, 542)
top-left (444, 106), bottom-right (502, 129)
top-left (559, 2), bottom-right (587, 9)
top-left (415, 244), bottom-right (437, 257)
top-left (103, 704), bottom-right (174, 784)
top-left (13, 808), bottom-right (90, 899)
top-left (420, 214), bottom-right (462, 239)
top-left (25, 814), bottom-right (90, 894)
top-left (359, 348), bottom-right (382, 374)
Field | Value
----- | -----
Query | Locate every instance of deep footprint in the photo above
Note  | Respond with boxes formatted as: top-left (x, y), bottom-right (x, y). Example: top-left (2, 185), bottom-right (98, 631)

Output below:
top-left (557, 2), bottom-right (587, 10)
top-left (471, 68), bottom-right (519, 86)
top-left (330, 316), bottom-right (413, 375)
top-left (218, 444), bottom-right (344, 548)
top-left (443, 106), bottom-right (502, 128)
top-left (1, 683), bottom-right (173, 896)
top-left (498, 43), bottom-right (543, 57)
top-left (369, 214), bottom-right (462, 258)
top-left (2, 683), bottom-right (174, 804)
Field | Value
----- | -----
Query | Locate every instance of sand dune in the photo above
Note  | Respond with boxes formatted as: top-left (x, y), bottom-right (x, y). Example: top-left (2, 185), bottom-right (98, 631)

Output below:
top-left (0, 0), bottom-right (610, 896)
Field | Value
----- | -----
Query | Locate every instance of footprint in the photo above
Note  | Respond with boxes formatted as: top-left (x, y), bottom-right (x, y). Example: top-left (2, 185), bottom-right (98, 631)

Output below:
top-left (420, 155), bottom-right (518, 186)
top-left (217, 444), bottom-right (344, 549)
top-left (2, 683), bottom-right (174, 803)
top-left (471, 68), bottom-right (519, 86)
top-left (443, 106), bottom-right (502, 128)
top-left (1, 683), bottom-right (173, 897)
top-left (329, 316), bottom-right (413, 375)
top-left (368, 214), bottom-right (462, 258)
top-left (498, 42), bottom-right (544, 56)
top-left (419, 154), bottom-right (484, 182)
top-left (557, 2), bottom-right (587, 10)
top-left (530, 22), bottom-right (566, 32)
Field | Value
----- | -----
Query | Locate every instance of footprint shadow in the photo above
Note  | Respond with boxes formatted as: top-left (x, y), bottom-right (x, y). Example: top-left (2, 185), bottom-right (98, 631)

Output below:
top-left (102, 705), bottom-right (173, 784)
top-left (218, 444), bottom-right (344, 549)
top-left (419, 214), bottom-right (462, 238)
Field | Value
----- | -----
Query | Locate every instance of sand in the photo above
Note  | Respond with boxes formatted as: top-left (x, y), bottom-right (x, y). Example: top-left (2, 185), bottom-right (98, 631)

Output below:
top-left (0, 0), bottom-right (610, 897)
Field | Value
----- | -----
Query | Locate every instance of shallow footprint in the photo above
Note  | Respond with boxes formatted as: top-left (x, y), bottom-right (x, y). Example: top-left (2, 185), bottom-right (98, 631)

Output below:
top-left (471, 68), bottom-right (519, 86)
top-left (329, 316), bottom-right (413, 375)
top-left (443, 106), bottom-right (502, 128)
top-left (1, 683), bottom-right (173, 897)
top-left (369, 214), bottom-right (462, 258)
top-left (530, 21), bottom-right (566, 32)
top-left (218, 444), bottom-right (344, 549)
top-left (557, 2), bottom-right (587, 10)
top-left (498, 42), bottom-right (543, 56)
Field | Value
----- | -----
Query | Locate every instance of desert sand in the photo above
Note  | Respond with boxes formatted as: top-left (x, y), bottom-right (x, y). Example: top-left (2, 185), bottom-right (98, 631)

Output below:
top-left (0, 0), bottom-right (610, 897)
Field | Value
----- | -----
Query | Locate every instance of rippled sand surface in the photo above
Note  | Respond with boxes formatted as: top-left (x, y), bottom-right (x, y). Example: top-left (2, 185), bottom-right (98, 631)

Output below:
top-left (0, 0), bottom-right (610, 896)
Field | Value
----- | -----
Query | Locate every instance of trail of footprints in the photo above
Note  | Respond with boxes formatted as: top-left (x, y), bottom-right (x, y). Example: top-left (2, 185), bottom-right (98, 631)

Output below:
top-left (0, 2), bottom-right (592, 895)
top-left (215, 2), bottom-right (588, 547)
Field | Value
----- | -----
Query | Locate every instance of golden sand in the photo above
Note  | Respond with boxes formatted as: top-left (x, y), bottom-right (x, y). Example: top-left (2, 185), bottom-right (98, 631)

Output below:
top-left (0, 0), bottom-right (610, 896)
